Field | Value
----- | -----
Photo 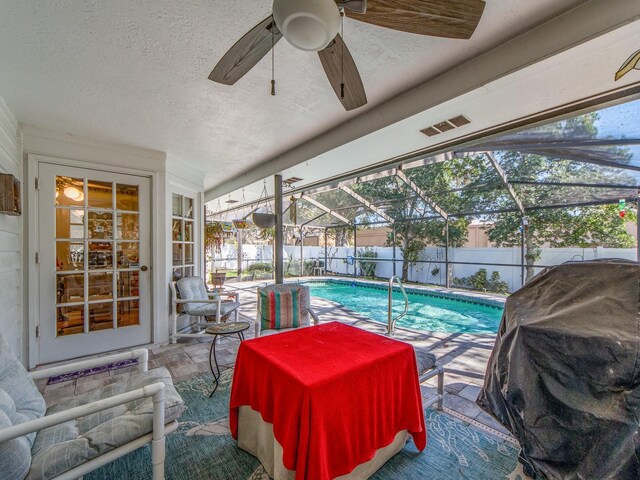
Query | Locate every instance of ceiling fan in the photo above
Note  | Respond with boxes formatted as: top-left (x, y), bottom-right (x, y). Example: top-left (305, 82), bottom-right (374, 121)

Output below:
top-left (208, 0), bottom-right (486, 111)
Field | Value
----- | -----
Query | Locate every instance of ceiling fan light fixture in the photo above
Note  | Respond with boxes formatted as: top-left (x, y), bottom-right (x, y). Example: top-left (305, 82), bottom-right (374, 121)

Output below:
top-left (272, 0), bottom-right (340, 52)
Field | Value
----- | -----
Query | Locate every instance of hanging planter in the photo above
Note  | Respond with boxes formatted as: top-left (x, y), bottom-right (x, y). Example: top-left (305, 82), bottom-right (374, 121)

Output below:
top-left (252, 211), bottom-right (276, 228)
top-left (232, 218), bottom-right (254, 230)
top-left (252, 180), bottom-right (276, 229)
top-left (205, 221), bottom-right (234, 254)
top-left (215, 220), bottom-right (236, 233)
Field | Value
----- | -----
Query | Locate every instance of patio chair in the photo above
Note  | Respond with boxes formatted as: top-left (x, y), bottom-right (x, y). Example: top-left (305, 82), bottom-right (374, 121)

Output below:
top-left (413, 345), bottom-right (445, 410)
top-left (255, 284), bottom-right (319, 337)
top-left (0, 336), bottom-right (185, 480)
top-left (170, 276), bottom-right (241, 343)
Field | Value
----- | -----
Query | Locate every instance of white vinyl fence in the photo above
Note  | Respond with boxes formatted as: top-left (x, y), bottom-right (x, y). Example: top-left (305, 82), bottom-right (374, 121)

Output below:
top-left (212, 244), bottom-right (637, 292)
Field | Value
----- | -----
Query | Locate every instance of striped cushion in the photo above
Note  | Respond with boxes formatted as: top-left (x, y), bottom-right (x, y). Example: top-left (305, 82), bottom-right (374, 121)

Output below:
top-left (260, 289), bottom-right (301, 330)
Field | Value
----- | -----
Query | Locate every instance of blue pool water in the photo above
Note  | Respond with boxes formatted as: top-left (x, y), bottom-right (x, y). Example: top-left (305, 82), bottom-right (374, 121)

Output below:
top-left (305, 281), bottom-right (504, 334)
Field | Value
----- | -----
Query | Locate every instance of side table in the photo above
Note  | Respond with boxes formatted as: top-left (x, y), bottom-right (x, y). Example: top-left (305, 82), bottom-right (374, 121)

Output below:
top-left (205, 321), bottom-right (250, 397)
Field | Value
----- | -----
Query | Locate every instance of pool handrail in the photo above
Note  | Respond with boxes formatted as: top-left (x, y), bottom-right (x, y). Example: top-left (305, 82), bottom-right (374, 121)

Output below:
top-left (387, 275), bottom-right (409, 335)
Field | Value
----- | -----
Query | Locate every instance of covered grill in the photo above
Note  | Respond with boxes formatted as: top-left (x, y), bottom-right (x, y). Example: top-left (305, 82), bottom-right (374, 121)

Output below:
top-left (477, 259), bottom-right (640, 479)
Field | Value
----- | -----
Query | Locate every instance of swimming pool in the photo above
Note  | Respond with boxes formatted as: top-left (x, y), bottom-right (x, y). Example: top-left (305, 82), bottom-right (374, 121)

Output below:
top-left (305, 280), bottom-right (504, 334)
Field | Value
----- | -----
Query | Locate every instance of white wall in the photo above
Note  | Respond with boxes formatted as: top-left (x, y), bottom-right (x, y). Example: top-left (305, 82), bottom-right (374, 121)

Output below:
top-left (0, 96), bottom-right (22, 360)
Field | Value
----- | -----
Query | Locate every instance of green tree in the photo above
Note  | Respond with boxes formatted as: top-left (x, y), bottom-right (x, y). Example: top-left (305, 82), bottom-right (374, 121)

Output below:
top-left (482, 112), bottom-right (637, 280)
top-left (351, 159), bottom-right (484, 281)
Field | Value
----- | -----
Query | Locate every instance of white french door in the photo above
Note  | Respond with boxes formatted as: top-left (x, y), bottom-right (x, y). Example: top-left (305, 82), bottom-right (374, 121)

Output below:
top-left (38, 163), bottom-right (152, 363)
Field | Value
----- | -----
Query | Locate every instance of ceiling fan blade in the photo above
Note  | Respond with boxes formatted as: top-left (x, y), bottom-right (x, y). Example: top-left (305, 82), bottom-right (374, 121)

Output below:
top-left (209, 15), bottom-right (282, 85)
top-left (347, 0), bottom-right (486, 39)
top-left (318, 34), bottom-right (367, 111)
top-left (336, 0), bottom-right (367, 14)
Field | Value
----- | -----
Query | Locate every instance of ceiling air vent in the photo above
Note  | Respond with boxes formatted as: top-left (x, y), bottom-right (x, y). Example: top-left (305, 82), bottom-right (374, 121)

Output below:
top-left (448, 115), bottom-right (471, 127)
top-left (420, 114), bottom-right (471, 138)
top-left (420, 126), bottom-right (441, 137)
top-left (434, 121), bottom-right (455, 133)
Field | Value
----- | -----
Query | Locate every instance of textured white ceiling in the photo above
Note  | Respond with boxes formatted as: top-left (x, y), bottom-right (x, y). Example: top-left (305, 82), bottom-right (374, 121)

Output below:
top-left (0, 0), bottom-right (588, 191)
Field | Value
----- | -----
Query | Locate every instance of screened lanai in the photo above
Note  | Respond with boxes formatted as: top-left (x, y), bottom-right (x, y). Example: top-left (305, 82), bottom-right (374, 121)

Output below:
top-left (209, 99), bottom-right (640, 291)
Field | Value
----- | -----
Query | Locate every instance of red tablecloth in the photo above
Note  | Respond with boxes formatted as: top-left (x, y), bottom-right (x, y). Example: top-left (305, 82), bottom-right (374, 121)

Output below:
top-left (230, 322), bottom-right (426, 480)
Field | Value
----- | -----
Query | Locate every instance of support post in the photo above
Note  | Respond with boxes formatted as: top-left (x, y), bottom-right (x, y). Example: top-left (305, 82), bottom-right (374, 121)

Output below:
top-left (521, 216), bottom-right (526, 288)
top-left (445, 219), bottom-right (450, 288)
top-left (353, 225), bottom-right (357, 276)
top-left (324, 228), bottom-right (328, 274)
top-left (236, 229), bottom-right (243, 281)
top-left (392, 225), bottom-right (397, 277)
top-left (300, 226), bottom-right (304, 277)
top-left (274, 175), bottom-right (284, 284)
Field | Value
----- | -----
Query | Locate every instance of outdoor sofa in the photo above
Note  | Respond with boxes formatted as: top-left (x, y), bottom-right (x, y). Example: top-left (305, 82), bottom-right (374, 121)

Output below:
top-left (0, 338), bottom-right (185, 480)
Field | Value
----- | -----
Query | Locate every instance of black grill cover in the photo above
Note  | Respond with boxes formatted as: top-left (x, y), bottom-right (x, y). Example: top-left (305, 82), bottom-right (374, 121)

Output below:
top-left (477, 259), bottom-right (640, 480)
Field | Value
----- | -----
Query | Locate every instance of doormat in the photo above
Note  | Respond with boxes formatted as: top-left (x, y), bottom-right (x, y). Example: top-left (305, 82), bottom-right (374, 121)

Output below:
top-left (46, 358), bottom-right (139, 385)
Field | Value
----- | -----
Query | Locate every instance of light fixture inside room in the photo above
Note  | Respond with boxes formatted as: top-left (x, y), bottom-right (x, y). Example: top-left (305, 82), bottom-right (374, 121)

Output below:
top-left (272, 0), bottom-right (341, 52)
top-left (64, 186), bottom-right (84, 202)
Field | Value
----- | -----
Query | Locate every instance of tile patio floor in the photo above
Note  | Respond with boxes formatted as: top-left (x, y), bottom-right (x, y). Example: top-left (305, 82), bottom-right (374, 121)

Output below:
top-left (38, 279), bottom-right (512, 441)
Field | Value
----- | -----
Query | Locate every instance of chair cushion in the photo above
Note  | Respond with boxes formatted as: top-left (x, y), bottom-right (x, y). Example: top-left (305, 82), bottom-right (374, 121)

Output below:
top-left (0, 341), bottom-right (46, 480)
top-left (176, 276), bottom-right (208, 301)
top-left (260, 289), bottom-right (301, 331)
top-left (413, 346), bottom-right (437, 373)
top-left (30, 367), bottom-right (185, 479)
top-left (189, 301), bottom-right (241, 318)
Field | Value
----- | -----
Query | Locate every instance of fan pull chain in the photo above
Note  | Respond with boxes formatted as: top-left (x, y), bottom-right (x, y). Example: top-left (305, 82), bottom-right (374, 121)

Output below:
top-left (271, 23), bottom-right (276, 96)
top-left (340, 11), bottom-right (345, 99)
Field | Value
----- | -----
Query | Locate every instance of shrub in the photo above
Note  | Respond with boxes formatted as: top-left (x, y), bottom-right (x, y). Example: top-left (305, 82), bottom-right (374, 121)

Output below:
top-left (357, 248), bottom-right (377, 278)
top-left (246, 262), bottom-right (272, 273)
top-left (452, 268), bottom-right (509, 294)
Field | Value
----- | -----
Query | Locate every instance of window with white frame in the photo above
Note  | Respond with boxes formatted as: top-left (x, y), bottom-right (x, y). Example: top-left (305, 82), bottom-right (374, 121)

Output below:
top-left (171, 193), bottom-right (195, 280)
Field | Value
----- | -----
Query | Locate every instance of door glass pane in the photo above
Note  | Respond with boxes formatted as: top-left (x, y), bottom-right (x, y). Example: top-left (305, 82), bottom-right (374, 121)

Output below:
top-left (118, 300), bottom-right (139, 328)
top-left (184, 197), bottom-right (193, 218)
top-left (172, 244), bottom-right (183, 266)
top-left (117, 213), bottom-right (139, 240)
top-left (117, 242), bottom-right (139, 267)
top-left (56, 241), bottom-right (84, 270)
top-left (172, 219), bottom-right (182, 241)
top-left (88, 212), bottom-right (113, 239)
top-left (88, 243), bottom-right (113, 269)
top-left (56, 209), bottom-right (84, 239)
top-left (89, 302), bottom-right (113, 331)
top-left (184, 266), bottom-right (193, 277)
top-left (56, 177), bottom-right (84, 207)
top-left (184, 244), bottom-right (193, 265)
top-left (117, 271), bottom-right (139, 297)
top-left (57, 273), bottom-right (84, 303)
top-left (172, 268), bottom-right (182, 281)
top-left (116, 184), bottom-right (138, 211)
top-left (57, 305), bottom-right (84, 336)
top-left (184, 221), bottom-right (193, 241)
top-left (172, 193), bottom-right (182, 216)
top-left (88, 272), bottom-right (113, 300)
top-left (88, 180), bottom-right (113, 209)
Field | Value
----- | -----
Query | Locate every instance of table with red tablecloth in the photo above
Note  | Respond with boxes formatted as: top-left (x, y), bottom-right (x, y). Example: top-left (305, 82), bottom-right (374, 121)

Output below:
top-left (229, 322), bottom-right (426, 480)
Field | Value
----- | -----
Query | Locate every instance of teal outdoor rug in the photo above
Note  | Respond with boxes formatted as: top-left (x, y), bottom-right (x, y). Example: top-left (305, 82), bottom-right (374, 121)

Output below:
top-left (86, 371), bottom-right (522, 480)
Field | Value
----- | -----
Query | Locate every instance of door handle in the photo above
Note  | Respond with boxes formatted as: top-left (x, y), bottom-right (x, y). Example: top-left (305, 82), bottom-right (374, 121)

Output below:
top-left (141, 266), bottom-right (149, 272)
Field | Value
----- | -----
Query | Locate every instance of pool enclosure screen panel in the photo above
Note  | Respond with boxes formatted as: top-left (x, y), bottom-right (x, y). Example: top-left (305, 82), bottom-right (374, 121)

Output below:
top-left (477, 259), bottom-right (640, 479)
